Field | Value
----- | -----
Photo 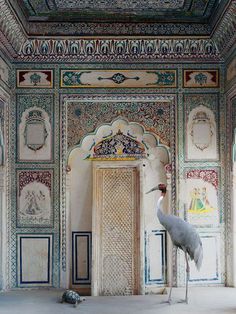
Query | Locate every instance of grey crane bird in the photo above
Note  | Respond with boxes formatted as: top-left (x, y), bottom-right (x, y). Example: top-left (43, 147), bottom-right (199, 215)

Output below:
top-left (146, 183), bottom-right (203, 304)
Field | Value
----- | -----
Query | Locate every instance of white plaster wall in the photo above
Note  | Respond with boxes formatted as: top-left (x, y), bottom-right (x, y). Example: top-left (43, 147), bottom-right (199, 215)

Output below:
top-left (143, 146), bottom-right (169, 231)
top-left (69, 149), bottom-right (93, 231)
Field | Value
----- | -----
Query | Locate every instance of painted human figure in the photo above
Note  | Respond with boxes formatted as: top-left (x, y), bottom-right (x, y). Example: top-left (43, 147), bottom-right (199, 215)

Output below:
top-left (201, 187), bottom-right (214, 211)
top-left (189, 188), bottom-right (204, 212)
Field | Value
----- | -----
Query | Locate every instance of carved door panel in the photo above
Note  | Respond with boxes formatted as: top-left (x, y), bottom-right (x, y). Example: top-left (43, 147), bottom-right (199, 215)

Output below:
top-left (93, 166), bottom-right (140, 296)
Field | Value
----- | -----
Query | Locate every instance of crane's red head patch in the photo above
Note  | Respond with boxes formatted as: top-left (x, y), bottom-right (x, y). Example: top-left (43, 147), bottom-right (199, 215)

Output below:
top-left (158, 183), bottom-right (167, 193)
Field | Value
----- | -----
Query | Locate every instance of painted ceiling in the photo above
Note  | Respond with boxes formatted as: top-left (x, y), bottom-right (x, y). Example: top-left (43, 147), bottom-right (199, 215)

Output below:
top-left (19, 0), bottom-right (221, 23)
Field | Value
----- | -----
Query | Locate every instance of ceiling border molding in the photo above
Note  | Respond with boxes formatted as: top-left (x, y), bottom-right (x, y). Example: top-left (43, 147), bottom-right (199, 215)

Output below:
top-left (17, 38), bottom-right (220, 62)
top-left (212, 0), bottom-right (236, 58)
top-left (25, 22), bottom-right (211, 37)
top-left (0, 0), bottom-right (27, 56)
top-left (0, 0), bottom-right (234, 61)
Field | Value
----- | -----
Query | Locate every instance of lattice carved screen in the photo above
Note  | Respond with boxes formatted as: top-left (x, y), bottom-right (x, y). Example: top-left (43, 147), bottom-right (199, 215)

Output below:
top-left (94, 167), bottom-right (139, 296)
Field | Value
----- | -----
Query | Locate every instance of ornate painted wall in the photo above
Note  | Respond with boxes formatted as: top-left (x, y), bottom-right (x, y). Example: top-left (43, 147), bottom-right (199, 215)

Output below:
top-left (225, 45), bottom-right (236, 287)
top-left (0, 0), bottom-right (235, 296)
top-left (0, 53), bottom-right (10, 290)
top-left (7, 59), bottom-right (226, 293)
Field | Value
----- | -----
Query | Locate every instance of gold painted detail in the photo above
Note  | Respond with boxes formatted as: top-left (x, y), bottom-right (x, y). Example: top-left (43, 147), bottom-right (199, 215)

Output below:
top-left (91, 129), bottom-right (146, 160)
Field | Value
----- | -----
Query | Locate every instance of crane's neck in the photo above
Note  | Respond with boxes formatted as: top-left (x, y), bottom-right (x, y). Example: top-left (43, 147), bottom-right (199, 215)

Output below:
top-left (156, 193), bottom-right (167, 224)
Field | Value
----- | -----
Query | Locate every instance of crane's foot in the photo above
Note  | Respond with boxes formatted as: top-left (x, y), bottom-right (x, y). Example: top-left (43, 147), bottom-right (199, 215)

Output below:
top-left (160, 300), bottom-right (172, 305)
top-left (177, 298), bottom-right (188, 304)
top-left (161, 298), bottom-right (189, 305)
top-left (167, 295), bottom-right (173, 305)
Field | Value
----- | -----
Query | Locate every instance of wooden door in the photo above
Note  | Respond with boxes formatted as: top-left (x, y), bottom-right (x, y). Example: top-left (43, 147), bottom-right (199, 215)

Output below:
top-left (92, 166), bottom-right (140, 296)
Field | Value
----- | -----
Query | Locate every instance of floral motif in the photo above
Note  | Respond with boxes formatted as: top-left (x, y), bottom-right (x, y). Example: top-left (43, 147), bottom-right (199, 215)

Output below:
top-left (146, 70), bottom-right (176, 86)
top-left (194, 73), bottom-right (207, 85)
top-left (92, 129), bottom-right (146, 160)
top-left (62, 71), bottom-right (91, 86)
top-left (18, 170), bottom-right (52, 192)
top-left (30, 73), bottom-right (41, 86)
top-left (186, 169), bottom-right (218, 189)
top-left (97, 73), bottom-right (140, 84)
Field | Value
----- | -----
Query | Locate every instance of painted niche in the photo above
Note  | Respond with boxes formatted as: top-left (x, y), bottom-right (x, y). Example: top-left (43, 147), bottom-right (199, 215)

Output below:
top-left (17, 170), bottom-right (53, 227)
top-left (18, 106), bottom-right (52, 161)
top-left (186, 105), bottom-right (218, 160)
top-left (184, 169), bottom-right (219, 226)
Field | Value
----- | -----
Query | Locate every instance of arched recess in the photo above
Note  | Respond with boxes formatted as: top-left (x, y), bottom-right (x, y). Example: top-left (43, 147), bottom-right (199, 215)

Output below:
top-left (66, 117), bottom-right (172, 295)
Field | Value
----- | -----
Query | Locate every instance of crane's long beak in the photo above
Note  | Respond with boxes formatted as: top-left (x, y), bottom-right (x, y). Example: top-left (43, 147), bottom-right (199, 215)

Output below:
top-left (146, 186), bottom-right (159, 194)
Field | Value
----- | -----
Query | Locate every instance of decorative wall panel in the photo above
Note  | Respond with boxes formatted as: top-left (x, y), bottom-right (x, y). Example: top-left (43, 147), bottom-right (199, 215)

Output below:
top-left (183, 70), bottom-right (219, 88)
top-left (17, 70), bottom-right (53, 88)
top-left (17, 234), bottom-right (52, 286)
top-left (190, 232), bottom-right (221, 283)
top-left (184, 168), bottom-right (219, 226)
top-left (16, 94), bottom-right (54, 162)
top-left (72, 232), bottom-right (92, 285)
top-left (184, 94), bottom-right (219, 161)
top-left (9, 82), bottom-right (60, 289)
top-left (145, 230), bottom-right (166, 285)
top-left (61, 70), bottom-right (176, 88)
top-left (16, 169), bottom-right (53, 228)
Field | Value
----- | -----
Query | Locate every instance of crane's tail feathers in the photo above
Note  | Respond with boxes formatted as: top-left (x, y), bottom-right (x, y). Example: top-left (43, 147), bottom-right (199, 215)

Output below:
top-left (194, 243), bottom-right (203, 271)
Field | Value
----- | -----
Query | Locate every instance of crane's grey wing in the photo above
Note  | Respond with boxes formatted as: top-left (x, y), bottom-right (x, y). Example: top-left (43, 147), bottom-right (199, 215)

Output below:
top-left (162, 215), bottom-right (203, 270)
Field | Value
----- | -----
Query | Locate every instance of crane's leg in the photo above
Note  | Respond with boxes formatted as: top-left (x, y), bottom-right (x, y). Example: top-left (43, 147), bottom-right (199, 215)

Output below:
top-left (167, 277), bottom-right (173, 304)
top-left (167, 247), bottom-right (177, 304)
top-left (184, 251), bottom-right (190, 304)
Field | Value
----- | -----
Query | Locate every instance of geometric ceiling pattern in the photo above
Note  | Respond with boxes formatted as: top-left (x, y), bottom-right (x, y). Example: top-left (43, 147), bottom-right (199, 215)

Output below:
top-left (20, 0), bottom-right (219, 23)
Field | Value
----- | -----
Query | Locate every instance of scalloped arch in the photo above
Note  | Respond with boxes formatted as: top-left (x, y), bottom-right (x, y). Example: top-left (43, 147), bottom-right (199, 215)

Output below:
top-left (68, 117), bottom-right (170, 163)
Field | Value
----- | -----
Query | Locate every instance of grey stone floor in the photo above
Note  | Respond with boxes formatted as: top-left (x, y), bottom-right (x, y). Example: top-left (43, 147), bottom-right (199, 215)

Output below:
top-left (0, 287), bottom-right (236, 314)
